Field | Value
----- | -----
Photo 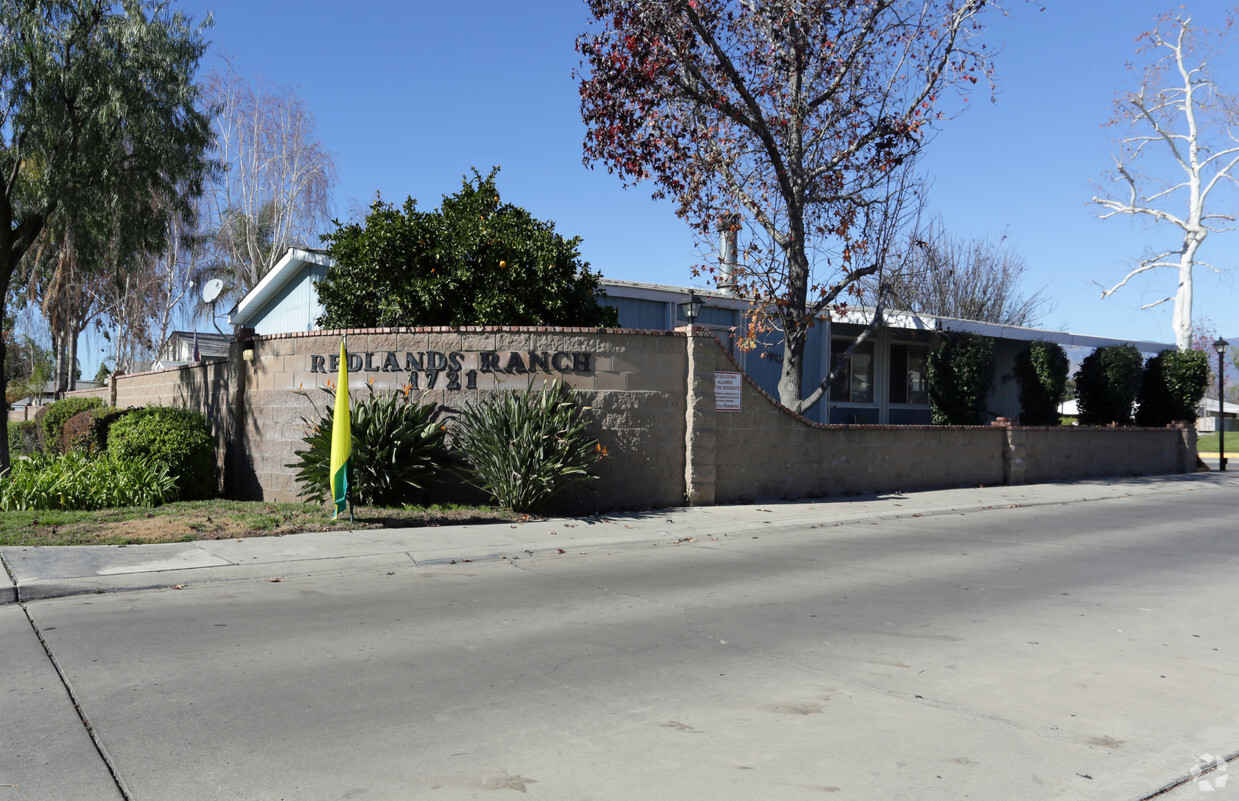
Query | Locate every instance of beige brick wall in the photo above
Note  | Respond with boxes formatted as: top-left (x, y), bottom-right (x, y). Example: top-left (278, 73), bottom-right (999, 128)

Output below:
top-left (686, 331), bottom-right (1191, 504)
top-left (231, 328), bottom-right (687, 510)
top-left (93, 326), bottom-right (1196, 511)
top-left (1017, 426), bottom-right (1193, 483)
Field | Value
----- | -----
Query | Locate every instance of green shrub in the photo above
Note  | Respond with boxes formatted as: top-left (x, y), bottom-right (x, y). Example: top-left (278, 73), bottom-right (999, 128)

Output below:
top-left (107, 406), bottom-right (216, 500)
top-left (288, 385), bottom-right (447, 507)
top-left (62, 407), bottom-right (132, 455)
top-left (1013, 341), bottom-right (1070, 426)
top-left (0, 452), bottom-right (177, 511)
top-left (1075, 344), bottom-right (1144, 426)
top-left (927, 333), bottom-right (995, 425)
top-left (1136, 348), bottom-right (1209, 427)
top-left (39, 396), bottom-right (104, 453)
top-left (7, 421), bottom-right (40, 458)
top-left (453, 380), bottom-right (604, 513)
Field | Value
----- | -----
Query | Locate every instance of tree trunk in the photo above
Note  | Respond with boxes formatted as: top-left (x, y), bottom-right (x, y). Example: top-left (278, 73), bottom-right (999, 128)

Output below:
top-left (1173, 233), bottom-right (1203, 351)
top-left (0, 332), bottom-right (9, 472)
top-left (778, 333), bottom-right (807, 414)
top-left (53, 327), bottom-right (68, 396)
top-left (67, 320), bottom-right (80, 391)
top-left (777, 240), bottom-right (814, 415)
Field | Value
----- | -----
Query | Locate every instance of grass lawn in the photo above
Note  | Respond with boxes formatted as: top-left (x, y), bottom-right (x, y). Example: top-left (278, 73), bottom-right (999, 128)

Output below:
top-left (1196, 433), bottom-right (1239, 453)
top-left (0, 500), bottom-right (522, 548)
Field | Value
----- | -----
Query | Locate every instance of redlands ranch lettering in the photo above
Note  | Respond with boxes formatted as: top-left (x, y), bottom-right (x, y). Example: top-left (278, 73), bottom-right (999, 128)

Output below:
top-left (309, 350), bottom-right (593, 378)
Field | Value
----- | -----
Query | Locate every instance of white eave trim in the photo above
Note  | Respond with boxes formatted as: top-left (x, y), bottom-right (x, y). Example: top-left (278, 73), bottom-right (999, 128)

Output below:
top-left (934, 317), bottom-right (1171, 353)
top-left (229, 247), bottom-right (334, 327)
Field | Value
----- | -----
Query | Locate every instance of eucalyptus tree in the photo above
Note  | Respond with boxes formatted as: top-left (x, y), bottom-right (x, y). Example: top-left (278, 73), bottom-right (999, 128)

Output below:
top-left (0, 0), bottom-right (213, 472)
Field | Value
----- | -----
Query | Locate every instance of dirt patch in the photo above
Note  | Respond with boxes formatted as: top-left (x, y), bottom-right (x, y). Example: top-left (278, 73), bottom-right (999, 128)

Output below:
top-left (1, 504), bottom-right (526, 547)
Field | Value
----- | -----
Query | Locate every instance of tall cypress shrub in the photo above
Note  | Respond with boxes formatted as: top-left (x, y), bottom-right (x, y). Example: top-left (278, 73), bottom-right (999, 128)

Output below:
top-left (927, 333), bottom-right (995, 425)
top-left (1013, 340), bottom-right (1069, 425)
top-left (1075, 344), bottom-right (1143, 426)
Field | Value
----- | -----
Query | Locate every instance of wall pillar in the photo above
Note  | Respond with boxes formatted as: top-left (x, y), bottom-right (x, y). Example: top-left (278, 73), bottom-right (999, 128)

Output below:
top-left (225, 334), bottom-right (256, 500)
top-left (683, 329), bottom-right (716, 505)
top-left (994, 418), bottom-right (1026, 485)
top-left (1171, 421), bottom-right (1198, 473)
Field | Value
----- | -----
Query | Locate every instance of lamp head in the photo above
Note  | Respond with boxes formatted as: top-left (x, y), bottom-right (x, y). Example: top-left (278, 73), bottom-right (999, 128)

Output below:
top-left (680, 290), bottom-right (704, 324)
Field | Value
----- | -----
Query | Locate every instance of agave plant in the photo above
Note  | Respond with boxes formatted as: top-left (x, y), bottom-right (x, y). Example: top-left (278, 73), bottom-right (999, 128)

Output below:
top-left (452, 379), bottom-right (604, 514)
top-left (287, 384), bottom-right (446, 507)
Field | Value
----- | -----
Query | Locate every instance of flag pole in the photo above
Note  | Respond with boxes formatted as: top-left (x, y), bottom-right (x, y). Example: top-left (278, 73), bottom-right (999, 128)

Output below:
top-left (329, 334), bottom-right (352, 521)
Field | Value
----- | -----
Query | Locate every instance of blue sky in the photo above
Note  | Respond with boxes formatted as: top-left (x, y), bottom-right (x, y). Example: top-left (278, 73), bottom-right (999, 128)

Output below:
top-left (123, 1), bottom-right (1239, 360)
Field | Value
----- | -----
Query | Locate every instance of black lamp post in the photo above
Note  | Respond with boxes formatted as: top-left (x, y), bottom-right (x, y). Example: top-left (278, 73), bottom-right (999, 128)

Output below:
top-left (1214, 337), bottom-right (1228, 472)
top-left (680, 290), bottom-right (704, 326)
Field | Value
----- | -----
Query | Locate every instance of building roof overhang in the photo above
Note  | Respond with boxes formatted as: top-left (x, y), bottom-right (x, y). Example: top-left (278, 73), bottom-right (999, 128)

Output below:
top-left (229, 247), bottom-right (332, 328)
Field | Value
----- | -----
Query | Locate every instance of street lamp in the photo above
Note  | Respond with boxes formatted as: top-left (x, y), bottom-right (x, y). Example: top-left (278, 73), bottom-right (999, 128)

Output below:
top-left (1213, 337), bottom-right (1228, 472)
top-left (680, 289), bottom-right (704, 326)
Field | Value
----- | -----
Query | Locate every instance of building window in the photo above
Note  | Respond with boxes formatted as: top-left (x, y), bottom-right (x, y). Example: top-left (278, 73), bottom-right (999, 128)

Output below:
top-left (830, 338), bottom-right (875, 404)
top-left (889, 343), bottom-right (929, 405)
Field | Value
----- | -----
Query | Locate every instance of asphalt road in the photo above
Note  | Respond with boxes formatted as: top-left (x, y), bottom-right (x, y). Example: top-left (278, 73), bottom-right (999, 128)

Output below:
top-left (5, 480), bottom-right (1239, 800)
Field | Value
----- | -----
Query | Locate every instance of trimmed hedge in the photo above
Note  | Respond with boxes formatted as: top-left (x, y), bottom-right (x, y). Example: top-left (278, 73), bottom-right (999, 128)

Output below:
top-left (39, 396), bottom-right (104, 453)
top-left (1075, 344), bottom-right (1143, 426)
top-left (61, 407), bottom-right (132, 455)
top-left (1136, 348), bottom-right (1209, 427)
top-left (1013, 341), bottom-right (1070, 426)
top-left (6, 421), bottom-right (41, 458)
top-left (927, 333), bottom-right (995, 425)
top-left (107, 406), bottom-right (216, 500)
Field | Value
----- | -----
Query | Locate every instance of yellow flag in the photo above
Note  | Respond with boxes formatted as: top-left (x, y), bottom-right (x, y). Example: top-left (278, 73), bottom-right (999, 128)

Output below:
top-left (329, 338), bottom-right (351, 519)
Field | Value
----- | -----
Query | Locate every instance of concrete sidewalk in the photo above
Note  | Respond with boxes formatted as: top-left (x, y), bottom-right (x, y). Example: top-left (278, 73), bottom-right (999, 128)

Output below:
top-left (3, 471), bottom-right (1236, 605)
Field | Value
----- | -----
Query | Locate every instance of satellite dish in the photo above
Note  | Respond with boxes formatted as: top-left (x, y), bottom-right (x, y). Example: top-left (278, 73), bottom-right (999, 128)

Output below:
top-left (201, 279), bottom-right (225, 304)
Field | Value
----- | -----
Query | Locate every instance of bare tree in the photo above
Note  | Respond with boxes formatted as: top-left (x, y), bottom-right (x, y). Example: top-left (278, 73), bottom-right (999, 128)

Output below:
top-left (1093, 11), bottom-right (1239, 351)
top-left (99, 205), bottom-right (209, 372)
top-left (199, 64), bottom-right (337, 308)
top-left (578, 0), bottom-right (1000, 415)
top-left (884, 219), bottom-right (1049, 326)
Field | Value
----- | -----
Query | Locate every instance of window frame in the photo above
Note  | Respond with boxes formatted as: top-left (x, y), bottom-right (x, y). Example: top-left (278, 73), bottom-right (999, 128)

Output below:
top-left (829, 337), bottom-right (876, 405)
top-left (888, 341), bottom-right (930, 407)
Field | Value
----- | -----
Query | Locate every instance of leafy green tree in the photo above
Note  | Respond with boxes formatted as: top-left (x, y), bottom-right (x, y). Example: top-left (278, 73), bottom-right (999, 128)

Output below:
top-left (317, 169), bottom-right (618, 329)
top-left (0, 0), bottom-right (214, 473)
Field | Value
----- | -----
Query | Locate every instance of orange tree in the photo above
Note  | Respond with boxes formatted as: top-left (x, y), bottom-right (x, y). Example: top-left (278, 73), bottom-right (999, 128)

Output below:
top-left (316, 169), bottom-right (618, 329)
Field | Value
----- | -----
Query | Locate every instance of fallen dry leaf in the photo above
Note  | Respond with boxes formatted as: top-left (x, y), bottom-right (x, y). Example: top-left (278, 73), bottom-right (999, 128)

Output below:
top-left (269, 577), bottom-right (283, 583)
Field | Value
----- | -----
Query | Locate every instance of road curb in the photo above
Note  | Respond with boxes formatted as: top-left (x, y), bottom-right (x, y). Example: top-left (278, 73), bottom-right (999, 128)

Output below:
top-left (6, 473), bottom-right (1236, 605)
